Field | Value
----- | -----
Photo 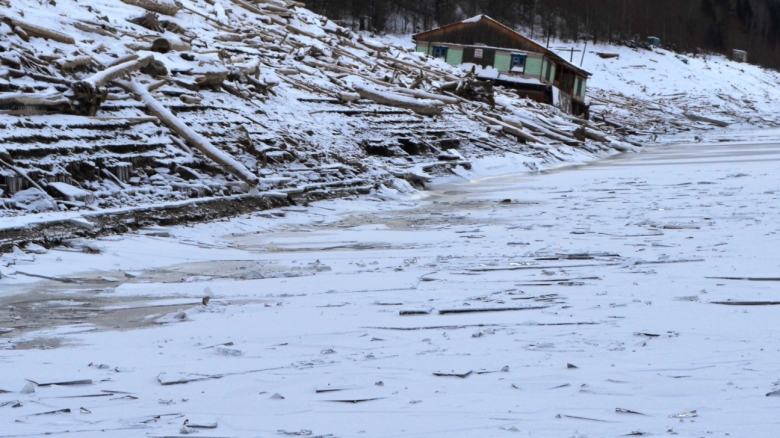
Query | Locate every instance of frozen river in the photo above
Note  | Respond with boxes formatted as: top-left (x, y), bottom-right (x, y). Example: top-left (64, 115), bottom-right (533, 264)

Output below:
top-left (2, 141), bottom-right (780, 437)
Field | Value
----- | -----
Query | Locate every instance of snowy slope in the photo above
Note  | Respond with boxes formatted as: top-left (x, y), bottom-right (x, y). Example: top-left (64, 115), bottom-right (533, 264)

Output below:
top-left (0, 0), bottom-right (627, 221)
top-left (581, 43), bottom-right (780, 141)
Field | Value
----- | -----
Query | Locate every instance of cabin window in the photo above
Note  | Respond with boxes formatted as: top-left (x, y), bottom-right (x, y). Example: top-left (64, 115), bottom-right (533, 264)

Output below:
top-left (576, 78), bottom-right (583, 96)
top-left (433, 46), bottom-right (448, 59)
top-left (510, 54), bottom-right (526, 72)
top-left (544, 61), bottom-right (552, 80)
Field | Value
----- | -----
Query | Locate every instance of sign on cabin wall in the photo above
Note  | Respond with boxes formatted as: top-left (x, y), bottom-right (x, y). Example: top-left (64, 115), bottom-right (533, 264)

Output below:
top-left (474, 49), bottom-right (483, 59)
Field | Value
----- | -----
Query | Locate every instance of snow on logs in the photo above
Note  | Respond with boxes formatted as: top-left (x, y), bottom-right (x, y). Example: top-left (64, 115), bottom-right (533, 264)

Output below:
top-left (394, 88), bottom-right (460, 105)
top-left (115, 80), bottom-right (260, 188)
top-left (71, 55), bottom-right (154, 115)
top-left (473, 113), bottom-right (545, 144)
top-left (0, 15), bottom-right (75, 44)
top-left (0, 91), bottom-right (71, 109)
top-left (120, 0), bottom-right (180, 16)
top-left (353, 84), bottom-right (445, 116)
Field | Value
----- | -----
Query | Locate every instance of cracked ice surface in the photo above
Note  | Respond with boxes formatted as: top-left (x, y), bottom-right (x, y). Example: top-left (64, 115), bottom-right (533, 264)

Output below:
top-left (1, 141), bottom-right (780, 437)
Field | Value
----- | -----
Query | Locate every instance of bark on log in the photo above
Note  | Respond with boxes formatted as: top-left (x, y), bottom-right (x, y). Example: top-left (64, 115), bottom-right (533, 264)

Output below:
top-left (121, 0), bottom-right (180, 16)
top-left (141, 59), bottom-right (169, 77)
top-left (77, 55), bottom-right (154, 90)
top-left (1, 16), bottom-right (75, 44)
top-left (337, 92), bottom-right (360, 102)
top-left (179, 94), bottom-right (203, 104)
top-left (0, 91), bottom-right (72, 109)
top-left (6, 68), bottom-right (73, 86)
top-left (195, 72), bottom-right (229, 88)
top-left (151, 37), bottom-right (191, 53)
top-left (494, 113), bottom-right (581, 145)
top-left (473, 113), bottom-right (545, 144)
top-left (683, 112), bottom-right (729, 127)
top-left (115, 80), bottom-right (259, 187)
top-left (353, 84), bottom-right (444, 116)
top-left (357, 36), bottom-right (386, 52)
top-left (394, 88), bottom-right (459, 105)
top-left (73, 22), bottom-right (119, 39)
top-left (56, 56), bottom-right (93, 70)
top-left (107, 54), bottom-right (140, 68)
top-left (231, 0), bottom-right (265, 15)
top-left (575, 126), bottom-right (609, 142)
top-left (12, 26), bottom-right (28, 42)
top-left (286, 24), bottom-right (317, 39)
top-left (71, 55), bottom-right (154, 116)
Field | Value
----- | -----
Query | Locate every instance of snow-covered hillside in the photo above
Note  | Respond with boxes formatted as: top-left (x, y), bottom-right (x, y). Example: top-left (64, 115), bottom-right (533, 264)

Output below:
top-left (582, 43), bottom-right (780, 142)
top-left (0, 0), bottom-right (628, 224)
top-left (379, 34), bottom-right (780, 143)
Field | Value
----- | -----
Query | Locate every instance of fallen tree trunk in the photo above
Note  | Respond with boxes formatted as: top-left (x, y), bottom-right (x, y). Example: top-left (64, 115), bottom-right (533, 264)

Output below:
top-left (353, 84), bottom-right (444, 116)
top-left (684, 112), bottom-right (729, 127)
top-left (55, 55), bottom-right (93, 70)
top-left (121, 0), bottom-right (180, 16)
top-left (0, 91), bottom-right (73, 111)
top-left (1, 15), bottom-right (76, 44)
top-left (494, 113), bottom-right (581, 145)
top-left (575, 126), bottom-right (609, 142)
top-left (115, 80), bottom-right (259, 188)
top-left (71, 55), bottom-right (154, 115)
top-left (107, 54), bottom-right (140, 68)
top-left (473, 113), bottom-right (544, 144)
top-left (6, 68), bottom-right (73, 86)
top-left (394, 88), bottom-right (459, 105)
top-left (337, 92), bottom-right (360, 102)
top-left (72, 21), bottom-right (119, 39)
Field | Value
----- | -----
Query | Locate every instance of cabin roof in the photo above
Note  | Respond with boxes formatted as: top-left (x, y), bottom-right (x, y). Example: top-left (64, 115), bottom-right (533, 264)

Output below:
top-left (414, 15), bottom-right (592, 77)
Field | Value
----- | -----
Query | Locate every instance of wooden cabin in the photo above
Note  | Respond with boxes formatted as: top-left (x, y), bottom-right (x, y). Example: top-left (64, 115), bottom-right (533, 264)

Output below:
top-left (414, 15), bottom-right (591, 116)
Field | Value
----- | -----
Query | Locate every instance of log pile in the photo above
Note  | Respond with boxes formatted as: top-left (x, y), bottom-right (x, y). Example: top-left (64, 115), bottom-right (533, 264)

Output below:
top-left (0, 0), bottom-right (625, 218)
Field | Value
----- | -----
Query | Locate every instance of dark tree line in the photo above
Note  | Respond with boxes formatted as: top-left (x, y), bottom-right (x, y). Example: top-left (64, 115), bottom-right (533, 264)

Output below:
top-left (306, 0), bottom-right (780, 69)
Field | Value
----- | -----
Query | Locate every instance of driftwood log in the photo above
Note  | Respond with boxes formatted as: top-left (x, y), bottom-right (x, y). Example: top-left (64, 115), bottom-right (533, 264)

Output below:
top-left (0, 91), bottom-right (73, 112)
top-left (55, 56), bottom-right (93, 70)
top-left (71, 55), bottom-right (154, 115)
top-left (394, 88), bottom-right (459, 105)
top-left (115, 80), bottom-right (260, 188)
top-left (473, 113), bottom-right (545, 144)
top-left (684, 112), bottom-right (729, 127)
top-left (1, 15), bottom-right (75, 44)
top-left (121, 0), bottom-right (180, 16)
top-left (353, 84), bottom-right (444, 116)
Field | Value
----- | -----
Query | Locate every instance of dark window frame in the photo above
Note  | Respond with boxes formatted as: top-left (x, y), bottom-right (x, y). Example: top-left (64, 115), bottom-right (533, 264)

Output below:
top-left (433, 46), bottom-right (448, 60)
top-left (510, 54), bottom-right (527, 70)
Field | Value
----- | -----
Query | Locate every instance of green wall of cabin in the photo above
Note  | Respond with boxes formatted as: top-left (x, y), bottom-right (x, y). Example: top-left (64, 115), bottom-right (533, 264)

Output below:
top-left (494, 54), bottom-right (511, 72)
top-left (446, 49), bottom-right (463, 66)
top-left (525, 57), bottom-right (543, 77)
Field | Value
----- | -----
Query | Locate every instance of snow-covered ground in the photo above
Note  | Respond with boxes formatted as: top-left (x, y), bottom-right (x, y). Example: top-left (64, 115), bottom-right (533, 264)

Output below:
top-left (581, 41), bottom-right (780, 142)
top-left (2, 139), bottom-right (780, 437)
